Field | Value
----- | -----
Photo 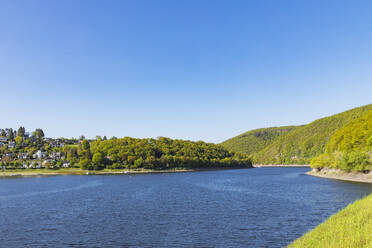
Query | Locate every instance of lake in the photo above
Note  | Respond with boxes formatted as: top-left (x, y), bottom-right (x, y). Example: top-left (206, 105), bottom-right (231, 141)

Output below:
top-left (1, 168), bottom-right (372, 247)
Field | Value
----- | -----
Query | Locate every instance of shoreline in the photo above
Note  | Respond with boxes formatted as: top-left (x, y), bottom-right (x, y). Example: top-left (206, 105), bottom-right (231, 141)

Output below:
top-left (0, 165), bottom-right (313, 178)
top-left (306, 168), bottom-right (372, 184)
top-left (0, 166), bottom-right (252, 178)
top-left (253, 164), bottom-right (310, 168)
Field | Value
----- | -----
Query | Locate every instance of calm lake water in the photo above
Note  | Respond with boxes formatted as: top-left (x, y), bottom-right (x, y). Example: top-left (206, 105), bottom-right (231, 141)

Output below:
top-left (1, 168), bottom-right (372, 247)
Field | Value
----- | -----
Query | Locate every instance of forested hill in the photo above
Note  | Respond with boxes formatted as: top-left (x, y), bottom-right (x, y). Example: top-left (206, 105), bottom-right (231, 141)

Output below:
top-left (82, 137), bottom-right (253, 170)
top-left (221, 126), bottom-right (299, 156)
top-left (311, 110), bottom-right (372, 172)
top-left (221, 104), bottom-right (372, 164)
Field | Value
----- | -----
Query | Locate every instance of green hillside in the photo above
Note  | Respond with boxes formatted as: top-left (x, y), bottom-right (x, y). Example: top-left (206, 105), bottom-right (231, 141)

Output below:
top-left (311, 110), bottom-right (372, 172)
top-left (220, 126), bottom-right (298, 156)
top-left (326, 110), bottom-right (372, 153)
top-left (221, 104), bottom-right (372, 164)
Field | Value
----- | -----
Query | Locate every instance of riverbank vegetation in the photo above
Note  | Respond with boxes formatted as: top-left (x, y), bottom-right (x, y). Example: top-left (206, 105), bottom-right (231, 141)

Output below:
top-left (85, 137), bottom-right (252, 170)
top-left (0, 128), bottom-right (252, 171)
top-left (221, 104), bottom-right (372, 165)
top-left (289, 193), bottom-right (372, 248)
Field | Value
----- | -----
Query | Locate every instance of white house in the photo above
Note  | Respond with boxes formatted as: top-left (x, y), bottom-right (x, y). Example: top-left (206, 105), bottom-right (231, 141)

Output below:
top-left (50, 152), bottom-right (63, 159)
top-left (62, 162), bottom-right (70, 168)
top-left (33, 150), bottom-right (46, 159)
top-left (8, 142), bottom-right (16, 148)
top-left (0, 137), bottom-right (7, 142)
top-left (18, 153), bottom-right (28, 160)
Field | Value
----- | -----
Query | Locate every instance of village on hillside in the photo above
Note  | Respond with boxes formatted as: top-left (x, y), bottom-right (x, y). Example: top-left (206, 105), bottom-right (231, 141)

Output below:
top-left (0, 127), bottom-right (82, 170)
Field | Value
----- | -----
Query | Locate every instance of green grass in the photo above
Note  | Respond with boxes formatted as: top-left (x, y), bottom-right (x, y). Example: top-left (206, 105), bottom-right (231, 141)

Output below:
top-left (289, 193), bottom-right (372, 248)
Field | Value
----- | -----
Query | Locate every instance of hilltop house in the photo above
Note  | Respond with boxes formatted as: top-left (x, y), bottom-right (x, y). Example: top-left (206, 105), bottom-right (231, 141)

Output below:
top-left (42, 159), bottom-right (54, 165)
top-left (33, 150), bottom-right (46, 159)
top-left (0, 137), bottom-right (7, 142)
top-left (8, 142), bottom-right (16, 149)
top-left (18, 153), bottom-right (28, 160)
top-left (50, 152), bottom-right (63, 160)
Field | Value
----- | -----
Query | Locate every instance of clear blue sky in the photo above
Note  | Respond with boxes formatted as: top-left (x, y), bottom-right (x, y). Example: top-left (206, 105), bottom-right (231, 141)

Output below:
top-left (1, 0), bottom-right (371, 143)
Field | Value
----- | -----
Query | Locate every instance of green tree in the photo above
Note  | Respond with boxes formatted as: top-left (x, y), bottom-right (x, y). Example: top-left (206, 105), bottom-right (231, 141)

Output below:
top-left (33, 128), bottom-right (45, 140)
top-left (92, 152), bottom-right (104, 165)
top-left (92, 152), bottom-right (104, 170)
top-left (79, 158), bottom-right (91, 170)
top-left (15, 136), bottom-right (24, 147)
top-left (81, 140), bottom-right (90, 150)
top-left (17, 126), bottom-right (26, 138)
top-left (367, 135), bottom-right (372, 149)
top-left (7, 128), bottom-right (14, 140)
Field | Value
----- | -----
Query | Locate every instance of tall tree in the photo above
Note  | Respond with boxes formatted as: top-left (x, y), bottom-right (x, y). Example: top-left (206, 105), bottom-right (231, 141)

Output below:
top-left (33, 128), bottom-right (45, 140)
top-left (7, 128), bottom-right (14, 140)
top-left (17, 126), bottom-right (26, 137)
top-left (81, 140), bottom-right (90, 150)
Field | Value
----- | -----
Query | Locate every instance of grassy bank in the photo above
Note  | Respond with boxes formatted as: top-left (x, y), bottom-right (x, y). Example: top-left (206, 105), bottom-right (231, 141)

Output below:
top-left (0, 166), bottom-right (250, 177)
top-left (289, 193), bottom-right (372, 248)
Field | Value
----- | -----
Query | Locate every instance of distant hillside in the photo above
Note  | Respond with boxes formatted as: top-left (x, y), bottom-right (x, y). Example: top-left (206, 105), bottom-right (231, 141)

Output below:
top-left (221, 104), bottom-right (372, 164)
top-left (221, 126), bottom-right (298, 156)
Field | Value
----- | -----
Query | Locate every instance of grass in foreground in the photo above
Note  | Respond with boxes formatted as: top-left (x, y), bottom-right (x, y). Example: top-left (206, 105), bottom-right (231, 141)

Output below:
top-left (289, 193), bottom-right (372, 248)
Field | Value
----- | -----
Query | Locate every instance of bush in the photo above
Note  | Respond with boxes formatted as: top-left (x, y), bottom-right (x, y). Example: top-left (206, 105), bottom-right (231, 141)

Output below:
top-left (337, 151), bottom-right (371, 172)
top-left (79, 158), bottom-right (91, 170)
top-left (112, 163), bottom-right (123, 169)
top-left (310, 154), bottom-right (332, 169)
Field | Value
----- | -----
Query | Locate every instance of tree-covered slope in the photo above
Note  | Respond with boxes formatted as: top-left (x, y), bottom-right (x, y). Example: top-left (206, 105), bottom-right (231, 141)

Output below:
top-left (80, 137), bottom-right (253, 170)
top-left (325, 110), bottom-right (372, 153)
top-left (221, 104), bottom-right (372, 164)
top-left (311, 110), bottom-right (372, 172)
top-left (220, 126), bottom-right (298, 156)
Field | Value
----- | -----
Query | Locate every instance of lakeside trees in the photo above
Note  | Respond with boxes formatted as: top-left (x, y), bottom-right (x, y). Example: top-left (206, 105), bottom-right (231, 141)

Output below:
top-left (311, 110), bottom-right (372, 172)
top-left (77, 137), bottom-right (252, 170)
top-left (0, 127), bottom-right (252, 171)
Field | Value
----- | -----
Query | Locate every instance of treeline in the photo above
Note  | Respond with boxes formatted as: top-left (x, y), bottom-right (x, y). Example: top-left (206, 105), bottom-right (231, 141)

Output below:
top-left (311, 110), bottom-right (372, 172)
top-left (221, 104), bottom-right (372, 165)
top-left (66, 137), bottom-right (253, 170)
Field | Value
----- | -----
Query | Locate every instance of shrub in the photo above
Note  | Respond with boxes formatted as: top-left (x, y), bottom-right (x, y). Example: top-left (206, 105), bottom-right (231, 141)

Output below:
top-left (337, 151), bottom-right (371, 172)
top-left (310, 154), bottom-right (332, 169)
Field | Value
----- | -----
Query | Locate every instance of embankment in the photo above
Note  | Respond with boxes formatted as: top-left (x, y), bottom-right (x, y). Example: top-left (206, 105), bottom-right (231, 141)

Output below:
top-left (307, 168), bottom-right (372, 184)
